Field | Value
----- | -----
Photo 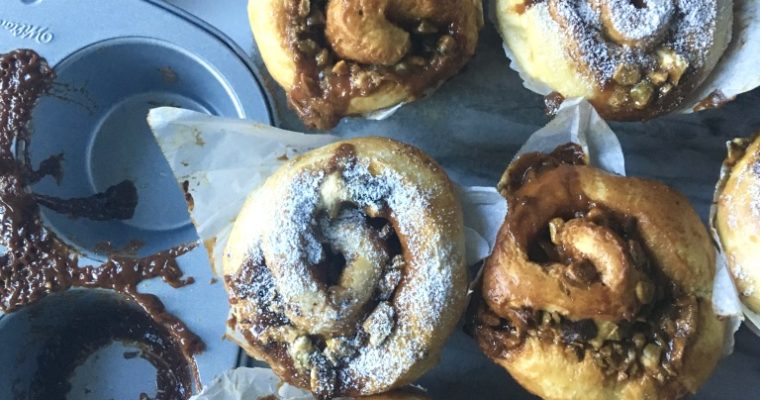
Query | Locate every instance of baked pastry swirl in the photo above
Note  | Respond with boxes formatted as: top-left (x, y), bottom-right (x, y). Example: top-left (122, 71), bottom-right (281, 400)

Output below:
top-left (224, 137), bottom-right (467, 397)
top-left (249, 0), bottom-right (483, 130)
top-left (472, 144), bottom-right (725, 399)
top-left (714, 133), bottom-right (760, 314)
top-left (494, 0), bottom-right (733, 120)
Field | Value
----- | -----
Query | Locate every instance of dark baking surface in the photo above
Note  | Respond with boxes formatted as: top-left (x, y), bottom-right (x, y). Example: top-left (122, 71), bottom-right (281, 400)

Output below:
top-left (172, 1), bottom-right (760, 398)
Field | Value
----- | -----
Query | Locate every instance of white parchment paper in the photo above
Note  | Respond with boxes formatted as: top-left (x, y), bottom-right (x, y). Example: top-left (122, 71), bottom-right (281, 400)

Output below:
top-left (498, 0), bottom-right (760, 113)
top-left (149, 99), bottom-right (741, 397)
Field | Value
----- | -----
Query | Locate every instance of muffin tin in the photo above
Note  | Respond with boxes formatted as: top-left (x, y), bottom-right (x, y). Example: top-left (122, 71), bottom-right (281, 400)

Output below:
top-left (0, 0), bottom-right (271, 398)
top-left (1, 0), bottom-right (760, 399)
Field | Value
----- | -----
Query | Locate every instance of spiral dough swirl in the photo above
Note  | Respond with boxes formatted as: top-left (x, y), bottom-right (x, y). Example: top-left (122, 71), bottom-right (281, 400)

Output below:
top-left (249, 0), bottom-right (483, 129)
top-left (473, 145), bottom-right (726, 399)
top-left (224, 137), bottom-right (467, 397)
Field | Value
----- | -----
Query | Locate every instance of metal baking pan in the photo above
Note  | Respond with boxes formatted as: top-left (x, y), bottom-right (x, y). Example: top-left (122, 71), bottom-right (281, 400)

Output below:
top-left (0, 0), bottom-right (272, 398)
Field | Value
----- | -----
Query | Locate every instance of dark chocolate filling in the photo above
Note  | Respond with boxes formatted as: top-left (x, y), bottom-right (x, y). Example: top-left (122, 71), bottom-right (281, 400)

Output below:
top-left (0, 49), bottom-right (202, 399)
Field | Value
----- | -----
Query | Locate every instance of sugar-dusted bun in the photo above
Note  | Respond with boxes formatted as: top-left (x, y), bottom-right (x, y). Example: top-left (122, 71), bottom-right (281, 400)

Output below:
top-left (493, 0), bottom-right (733, 120)
top-left (714, 133), bottom-right (760, 314)
top-left (224, 137), bottom-right (468, 397)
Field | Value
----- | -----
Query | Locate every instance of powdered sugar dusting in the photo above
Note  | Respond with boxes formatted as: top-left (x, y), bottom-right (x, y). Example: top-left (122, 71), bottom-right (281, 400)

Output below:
top-left (227, 146), bottom-right (463, 395)
top-left (538, 0), bottom-right (720, 84)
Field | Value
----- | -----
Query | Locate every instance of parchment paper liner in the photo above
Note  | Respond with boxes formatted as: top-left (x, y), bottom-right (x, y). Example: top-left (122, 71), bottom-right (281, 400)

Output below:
top-left (149, 99), bottom-right (740, 397)
top-left (494, 0), bottom-right (760, 114)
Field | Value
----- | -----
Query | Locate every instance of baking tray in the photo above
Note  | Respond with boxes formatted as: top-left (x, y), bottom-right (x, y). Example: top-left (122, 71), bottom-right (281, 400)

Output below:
top-left (0, 0), bottom-right (271, 398)
top-left (0, 0), bottom-right (757, 398)
top-left (169, 0), bottom-right (760, 399)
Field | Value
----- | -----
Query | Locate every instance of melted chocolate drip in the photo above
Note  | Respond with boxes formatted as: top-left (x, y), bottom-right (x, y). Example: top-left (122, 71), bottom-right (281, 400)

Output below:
top-left (27, 301), bottom-right (193, 400)
top-left (0, 50), bottom-right (201, 398)
top-left (33, 179), bottom-right (138, 221)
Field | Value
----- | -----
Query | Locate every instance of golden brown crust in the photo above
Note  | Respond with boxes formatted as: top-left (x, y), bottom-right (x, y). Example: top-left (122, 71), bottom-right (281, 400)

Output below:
top-left (714, 133), bottom-right (760, 313)
top-left (249, 0), bottom-right (483, 129)
top-left (493, 0), bottom-right (733, 120)
top-left (224, 137), bottom-right (467, 397)
top-left (474, 146), bottom-right (725, 400)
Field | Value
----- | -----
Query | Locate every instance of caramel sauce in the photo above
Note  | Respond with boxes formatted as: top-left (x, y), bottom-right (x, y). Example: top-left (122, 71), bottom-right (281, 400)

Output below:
top-left (693, 89), bottom-right (732, 112)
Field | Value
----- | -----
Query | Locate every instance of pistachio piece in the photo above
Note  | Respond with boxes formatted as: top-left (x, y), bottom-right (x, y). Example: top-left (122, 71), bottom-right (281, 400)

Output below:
top-left (316, 49), bottom-right (330, 68)
top-left (636, 281), bottom-right (655, 304)
top-left (363, 302), bottom-right (396, 346)
top-left (659, 83), bottom-right (673, 97)
top-left (416, 20), bottom-right (438, 34)
top-left (332, 60), bottom-right (349, 76)
top-left (648, 70), bottom-right (669, 85)
top-left (632, 333), bottom-right (647, 350)
top-left (597, 321), bottom-right (621, 341)
top-left (394, 62), bottom-right (410, 74)
top-left (297, 0), bottom-right (310, 17)
top-left (657, 49), bottom-right (690, 85)
top-left (549, 217), bottom-right (565, 245)
top-left (437, 35), bottom-right (456, 55)
top-left (613, 64), bottom-right (642, 86)
top-left (324, 337), bottom-right (358, 366)
top-left (291, 336), bottom-right (315, 370)
top-left (608, 87), bottom-right (630, 109)
top-left (297, 39), bottom-right (319, 55)
top-left (630, 81), bottom-right (655, 109)
top-left (641, 343), bottom-right (662, 371)
top-left (627, 240), bottom-right (647, 267)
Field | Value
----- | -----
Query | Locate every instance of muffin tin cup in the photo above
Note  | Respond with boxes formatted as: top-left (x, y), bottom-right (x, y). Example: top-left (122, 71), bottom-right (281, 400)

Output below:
top-left (0, 0), bottom-right (273, 397)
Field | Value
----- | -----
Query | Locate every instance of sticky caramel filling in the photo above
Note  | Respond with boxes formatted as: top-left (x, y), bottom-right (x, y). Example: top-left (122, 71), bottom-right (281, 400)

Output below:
top-left (283, 0), bottom-right (470, 129)
top-left (227, 203), bottom-right (406, 397)
top-left (477, 206), bottom-right (699, 383)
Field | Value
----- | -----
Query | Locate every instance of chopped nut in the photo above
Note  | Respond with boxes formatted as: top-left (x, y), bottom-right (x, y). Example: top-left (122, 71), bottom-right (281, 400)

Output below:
top-left (437, 35), bottom-right (456, 54)
top-left (636, 281), bottom-right (655, 304)
top-left (627, 240), bottom-right (647, 267)
top-left (548, 218), bottom-right (565, 245)
top-left (641, 343), bottom-right (662, 371)
top-left (310, 362), bottom-right (336, 398)
top-left (332, 60), bottom-right (349, 76)
top-left (315, 49), bottom-right (330, 67)
top-left (657, 49), bottom-right (690, 85)
top-left (290, 336), bottom-right (315, 370)
top-left (541, 311), bottom-right (552, 326)
top-left (306, 11), bottom-right (326, 26)
top-left (613, 64), bottom-right (642, 86)
top-left (297, 0), bottom-right (310, 17)
top-left (596, 321), bottom-right (621, 341)
top-left (297, 39), bottom-right (319, 55)
top-left (659, 83), bottom-right (673, 97)
top-left (394, 62), bottom-right (410, 74)
top-left (608, 87), bottom-right (630, 109)
top-left (378, 268), bottom-right (402, 300)
top-left (648, 70), bottom-right (669, 85)
top-left (416, 20), bottom-right (438, 34)
top-left (324, 337), bottom-right (358, 366)
top-left (630, 81), bottom-right (655, 109)
top-left (408, 56), bottom-right (427, 67)
top-left (632, 333), bottom-right (647, 349)
top-left (363, 302), bottom-right (396, 346)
